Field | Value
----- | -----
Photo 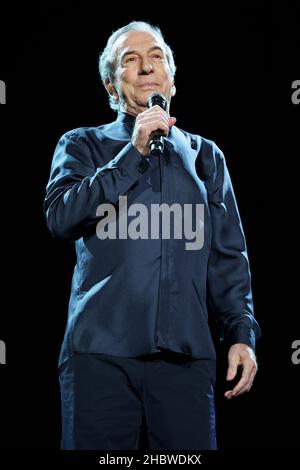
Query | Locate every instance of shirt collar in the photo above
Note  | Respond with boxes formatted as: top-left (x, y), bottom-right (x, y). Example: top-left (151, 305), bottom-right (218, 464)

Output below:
top-left (116, 111), bottom-right (136, 131)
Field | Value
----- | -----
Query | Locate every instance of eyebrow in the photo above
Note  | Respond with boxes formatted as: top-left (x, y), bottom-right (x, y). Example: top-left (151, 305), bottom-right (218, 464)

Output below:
top-left (120, 46), bottom-right (164, 62)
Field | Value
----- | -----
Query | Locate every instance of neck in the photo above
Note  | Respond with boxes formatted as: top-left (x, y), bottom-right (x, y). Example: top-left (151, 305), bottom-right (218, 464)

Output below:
top-left (119, 103), bottom-right (147, 117)
top-left (119, 102), bottom-right (170, 117)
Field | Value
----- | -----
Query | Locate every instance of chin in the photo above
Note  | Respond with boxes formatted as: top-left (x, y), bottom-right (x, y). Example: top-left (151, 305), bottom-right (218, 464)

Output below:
top-left (140, 90), bottom-right (158, 103)
top-left (136, 95), bottom-right (150, 107)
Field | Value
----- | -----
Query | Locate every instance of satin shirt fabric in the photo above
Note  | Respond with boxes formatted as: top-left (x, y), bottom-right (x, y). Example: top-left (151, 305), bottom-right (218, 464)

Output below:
top-left (44, 112), bottom-right (261, 367)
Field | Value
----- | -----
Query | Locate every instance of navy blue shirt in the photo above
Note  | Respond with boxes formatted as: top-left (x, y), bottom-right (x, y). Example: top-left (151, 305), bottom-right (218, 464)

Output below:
top-left (44, 112), bottom-right (261, 367)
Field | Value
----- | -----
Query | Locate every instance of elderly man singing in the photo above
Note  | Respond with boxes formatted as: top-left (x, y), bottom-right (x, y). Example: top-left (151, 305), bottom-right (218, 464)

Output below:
top-left (44, 21), bottom-right (261, 450)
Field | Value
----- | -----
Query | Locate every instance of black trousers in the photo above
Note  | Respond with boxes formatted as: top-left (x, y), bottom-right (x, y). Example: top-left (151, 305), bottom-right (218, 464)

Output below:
top-left (59, 350), bottom-right (217, 450)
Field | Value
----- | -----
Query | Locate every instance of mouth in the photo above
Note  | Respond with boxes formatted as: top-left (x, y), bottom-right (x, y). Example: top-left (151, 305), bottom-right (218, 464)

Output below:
top-left (138, 82), bottom-right (160, 88)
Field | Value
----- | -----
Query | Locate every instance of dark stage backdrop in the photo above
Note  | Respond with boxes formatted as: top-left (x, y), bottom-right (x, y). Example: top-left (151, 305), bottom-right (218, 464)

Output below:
top-left (0, 1), bottom-right (299, 460)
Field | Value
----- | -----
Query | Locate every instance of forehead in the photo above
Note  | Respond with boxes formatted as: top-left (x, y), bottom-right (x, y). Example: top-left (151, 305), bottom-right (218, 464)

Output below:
top-left (113, 30), bottom-right (165, 56)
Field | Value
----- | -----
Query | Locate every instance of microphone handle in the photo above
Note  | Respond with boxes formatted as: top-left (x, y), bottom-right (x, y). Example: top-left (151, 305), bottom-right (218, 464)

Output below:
top-left (149, 132), bottom-right (164, 156)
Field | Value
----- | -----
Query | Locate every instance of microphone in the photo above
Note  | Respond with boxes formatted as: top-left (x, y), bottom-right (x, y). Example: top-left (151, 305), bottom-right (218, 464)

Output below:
top-left (147, 93), bottom-right (167, 156)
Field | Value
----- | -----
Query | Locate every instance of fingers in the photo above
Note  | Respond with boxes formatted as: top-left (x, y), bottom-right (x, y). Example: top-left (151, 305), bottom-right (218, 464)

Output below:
top-left (225, 345), bottom-right (258, 399)
top-left (233, 366), bottom-right (257, 396)
top-left (225, 363), bottom-right (257, 399)
top-left (137, 106), bottom-right (172, 135)
top-left (169, 116), bottom-right (177, 127)
top-left (132, 105), bottom-right (176, 155)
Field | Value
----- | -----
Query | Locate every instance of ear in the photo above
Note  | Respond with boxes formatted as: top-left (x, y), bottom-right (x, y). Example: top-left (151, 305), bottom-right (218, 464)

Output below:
top-left (171, 84), bottom-right (176, 97)
top-left (105, 79), bottom-right (119, 101)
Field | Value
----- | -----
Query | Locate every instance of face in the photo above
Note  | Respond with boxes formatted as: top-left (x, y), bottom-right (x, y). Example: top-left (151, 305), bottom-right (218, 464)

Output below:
top-left (106, 30), bottom-right (175, 116)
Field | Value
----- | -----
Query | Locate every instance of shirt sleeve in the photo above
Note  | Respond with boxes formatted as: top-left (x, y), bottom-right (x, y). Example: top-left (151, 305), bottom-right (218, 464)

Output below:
top-left (207, 146), bottom-right (261, 350)
top-left (44, 131), bottom-right (150, 241)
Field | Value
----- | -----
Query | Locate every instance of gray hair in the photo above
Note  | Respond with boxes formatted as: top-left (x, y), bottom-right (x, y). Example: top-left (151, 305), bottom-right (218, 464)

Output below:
top-left (98, 21), bottom-right (176, 111)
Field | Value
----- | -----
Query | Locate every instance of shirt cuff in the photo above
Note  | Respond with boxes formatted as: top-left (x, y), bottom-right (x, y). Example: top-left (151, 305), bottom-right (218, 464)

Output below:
top-left (224, 323), bottom-right (257, 350)
top-left (116, 143), bottom-right (151, 177)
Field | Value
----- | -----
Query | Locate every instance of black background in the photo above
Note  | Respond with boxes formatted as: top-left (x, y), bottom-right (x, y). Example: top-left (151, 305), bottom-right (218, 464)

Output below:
top-left (0, 1), bottom-right (299, 457)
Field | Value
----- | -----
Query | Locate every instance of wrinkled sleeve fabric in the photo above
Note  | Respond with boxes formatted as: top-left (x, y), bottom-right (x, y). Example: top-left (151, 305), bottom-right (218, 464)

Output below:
top-left (44, 131), bottom-right (150, 241)
top-left (207, 145), bottom-right (261, 350)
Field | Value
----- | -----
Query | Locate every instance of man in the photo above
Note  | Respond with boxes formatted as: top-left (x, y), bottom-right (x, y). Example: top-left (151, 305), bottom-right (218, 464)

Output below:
top-left (44, 21), bottom-right (261, 450)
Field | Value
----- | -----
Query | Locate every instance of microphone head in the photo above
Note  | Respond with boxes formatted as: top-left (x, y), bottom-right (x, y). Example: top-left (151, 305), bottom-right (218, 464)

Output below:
top-left (147, 93), bottom-right (166, 110)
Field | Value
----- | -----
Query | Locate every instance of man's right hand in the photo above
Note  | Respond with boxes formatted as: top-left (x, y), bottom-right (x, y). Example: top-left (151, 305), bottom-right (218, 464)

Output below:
top-left (132, 105), bottom-right (176, 156)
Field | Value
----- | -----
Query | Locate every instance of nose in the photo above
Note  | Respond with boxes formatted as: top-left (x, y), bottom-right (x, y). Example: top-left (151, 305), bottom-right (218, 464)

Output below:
top-left (140, 58), bottom-right (153, 74)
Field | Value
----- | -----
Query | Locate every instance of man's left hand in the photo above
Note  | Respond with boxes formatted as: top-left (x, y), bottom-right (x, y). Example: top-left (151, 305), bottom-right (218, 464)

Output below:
top-left (225, 343), bottom-right (258, 399)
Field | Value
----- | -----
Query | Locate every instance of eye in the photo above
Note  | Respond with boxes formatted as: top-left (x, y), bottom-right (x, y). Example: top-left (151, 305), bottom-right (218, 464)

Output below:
top-left (125, 56), bottom-right (138, 63)
top-left (151, 54), bottom-right (163, 61)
